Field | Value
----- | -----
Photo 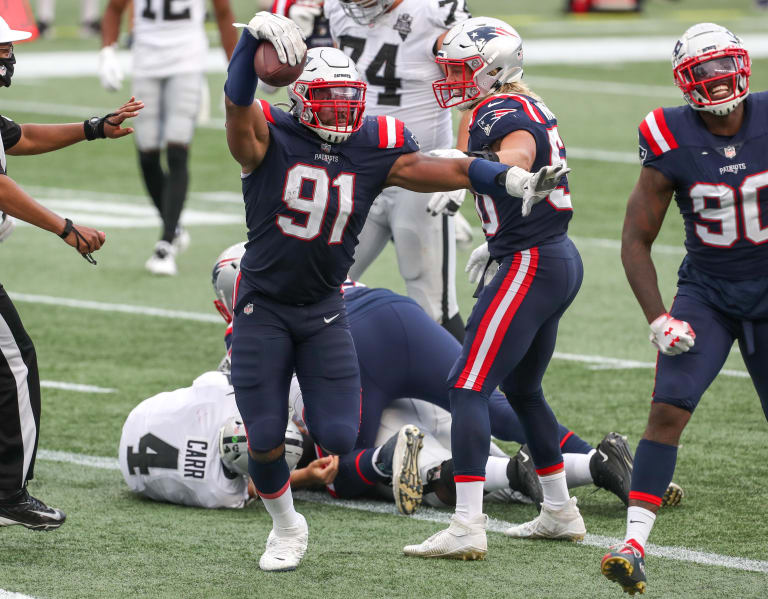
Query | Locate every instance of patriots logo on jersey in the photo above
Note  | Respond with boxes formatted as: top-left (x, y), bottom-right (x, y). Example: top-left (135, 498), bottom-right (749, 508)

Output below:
top-left (469, 26), bottom-right (516, 53)
top-left (476, 108), bottom-right (517, 136)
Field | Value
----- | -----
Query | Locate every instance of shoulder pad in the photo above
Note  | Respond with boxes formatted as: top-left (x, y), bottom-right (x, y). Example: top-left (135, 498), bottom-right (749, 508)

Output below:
top-left (470, 94), bottom-right (546, 130)
top-left (638, 107), bottom-right (679, 155)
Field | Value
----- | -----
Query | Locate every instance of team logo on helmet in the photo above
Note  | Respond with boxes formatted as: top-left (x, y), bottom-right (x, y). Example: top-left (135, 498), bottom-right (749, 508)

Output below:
top-left (394, 13), bottom-right (412, 41)
top-left (469, 26), bottom-right (516, 53)
top-left (476, 108), bottom-right (517, 136)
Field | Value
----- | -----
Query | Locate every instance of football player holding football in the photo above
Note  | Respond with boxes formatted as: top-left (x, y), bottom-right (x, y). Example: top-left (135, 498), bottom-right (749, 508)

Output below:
top-left (404, 16), bottom-right (584, 561)
top-left (100, 0), bottom-right (237, 276)
top-left (223, 14), bottom-right (566, 570)
top-left (601, 23), bottom-right (768, 596)
top-left (325, 0), bottom-right (472, 340)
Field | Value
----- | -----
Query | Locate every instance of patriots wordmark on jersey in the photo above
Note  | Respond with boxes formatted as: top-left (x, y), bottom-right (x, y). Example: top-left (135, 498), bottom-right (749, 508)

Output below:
top-left (118, 373), bottom-right (249, 509)
top-left (325, 0), bottom-right (470, 152)
top-left (467, 93), bottom-right (572, 258)
top-left (235, 102), bottom-right (418, 306)
top-left (132, 0), bottom-right (208, 78)
top-left (639, 91), bottom-right (768, 280)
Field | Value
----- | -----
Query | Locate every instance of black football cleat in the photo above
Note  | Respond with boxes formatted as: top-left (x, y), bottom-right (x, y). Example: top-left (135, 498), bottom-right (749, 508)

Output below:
top-left (507, 445), bottom-right (543, 509)
top-left (0, 488), bottom-right (66, 531)
top-left (601, 543), bottom-right (647, 595)
top-left (590, 432), bottom-right (633, 505)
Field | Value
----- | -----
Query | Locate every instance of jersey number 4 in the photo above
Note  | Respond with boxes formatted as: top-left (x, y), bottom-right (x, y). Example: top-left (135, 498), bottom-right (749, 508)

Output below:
top-left (339, 36), bottom-right (402, 106)
top-left (691, 174), bottom-right (768, 247)
top-left (126, 433), bottom-right (178, 475)
top-left (278, 164), bottom-right (355, 244)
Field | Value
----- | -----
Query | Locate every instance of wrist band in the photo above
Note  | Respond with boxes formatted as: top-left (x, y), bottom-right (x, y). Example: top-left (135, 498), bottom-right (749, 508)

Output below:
top-left (59, 217), bottom-right (73, 239)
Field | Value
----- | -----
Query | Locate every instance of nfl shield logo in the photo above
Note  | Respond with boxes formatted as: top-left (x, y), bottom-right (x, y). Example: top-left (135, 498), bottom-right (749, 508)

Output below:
top-left (321, 143), bottom-right (332, 153)
top-left (243, 303), bottom-right (253, 315)
top-left (724, 145), bottom-right (736, 159)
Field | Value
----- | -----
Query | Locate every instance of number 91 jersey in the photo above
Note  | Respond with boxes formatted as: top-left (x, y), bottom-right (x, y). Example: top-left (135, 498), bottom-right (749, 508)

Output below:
top-left (467, 94), bottom-right (573, 259)
top-left (325, 0), bottom-right (470, 152)
top-left (118, 372), bottom-right (249, 509)
top-left (639, 91), bottom-right (768, 280)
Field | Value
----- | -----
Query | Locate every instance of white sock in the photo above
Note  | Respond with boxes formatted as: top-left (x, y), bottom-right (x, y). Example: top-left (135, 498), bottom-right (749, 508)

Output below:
top-left (260, 484), bottom-right (301, 532)
top-left (624, 506), bottom-right (656, 549)
top-left (455, 481), bottom-right (484, 520)
top-left (539, 470), bottom-right (570, 510)
top-left (482, 456), bottom-right (510, 492)
top-left (563, 450), bottom-right (595, 487)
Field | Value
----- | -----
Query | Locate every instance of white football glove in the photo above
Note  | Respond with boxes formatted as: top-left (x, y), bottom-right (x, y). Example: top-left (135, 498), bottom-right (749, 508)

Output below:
top-left (426, 189), bottom-right (466, 217)
top-left (98, 45), bottom-right (123, 92)
top-left (0, 212), bottom-right (15, 243)
top-left (505, 162), bottom-right (570, 217)
top-left (649, 313), bottom-right (696, 356)
top-left (234, 12), bottom-right (307, 67)
top-left (288, 0), bottom-right (323, 39)
top-left (465, 242), bottom-right (499, 285)
top-left (454, 211), bottom-right (473, 249)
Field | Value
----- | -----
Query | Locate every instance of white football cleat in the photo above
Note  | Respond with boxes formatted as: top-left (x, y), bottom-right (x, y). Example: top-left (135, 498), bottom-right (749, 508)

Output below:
top-left (403, 513), bottom-right (487, 560)
top-left (504, 496), bottom-right (586, 541)
top-left (391, 424), bottom-right (424, 516)
top-left (172, 227), bottom-right (191, 254)
top-left (259, 513), bottom-right (308, 572)
top-left (145, 241), bottom-right (177, 276)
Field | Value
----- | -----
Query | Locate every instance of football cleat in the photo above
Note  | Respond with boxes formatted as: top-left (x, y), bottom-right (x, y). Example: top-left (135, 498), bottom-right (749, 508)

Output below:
top-left (662, 481), bottom-right (684, 507)
top-left (601, 542), bottom-right (647, 595)
top-left (590, 432), bottom-right (633, 506)
top-left (145, 240), bottom-right (177, 276)
top-left (259, 513), bottom-right (308, 572)
top-left (504, 496), bottom-right (585, 541)
top-left (507, 445), bottom-right (543, 509)
top-left (403, 513), bottom-right (487, 560)
top-left (390, 425), bottom-right (425, 516)
top-left (172, 227), bottom-right (190, 254)
top-left (0, 488), bottom-right (66, 531)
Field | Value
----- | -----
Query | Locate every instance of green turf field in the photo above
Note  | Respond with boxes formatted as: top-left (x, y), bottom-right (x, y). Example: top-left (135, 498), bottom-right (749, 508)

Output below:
top-left (0, 0), bottom-right (767, 597)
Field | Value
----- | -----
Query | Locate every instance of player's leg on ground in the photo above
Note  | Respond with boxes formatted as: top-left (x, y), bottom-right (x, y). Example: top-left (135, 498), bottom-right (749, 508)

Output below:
top-left (0, 289), bottom-right (65, 530)
top-left (602, 295), bottom-right (736, 594)
top-left (230, 297), bottom-right (306, 571)
top-left (739, 319), bottom-right (768, 421)
top-left (162, 72), bottom-right (201, 246)
top-left (347, 195), bottom-right (392, 281)
top-left (390, 186), bottom-right (464, 341)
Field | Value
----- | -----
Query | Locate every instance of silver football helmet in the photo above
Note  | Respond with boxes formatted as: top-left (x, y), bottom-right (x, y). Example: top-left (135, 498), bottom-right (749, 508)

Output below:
top-left (338, 0), bottom-right (396, 26)
top-left (211, 242), bottom-right (246, 324)
top-left (433, 17), bottom-right (524, 109)
top-left (218, 416), bottom-right (305, 476)
top-left (218, 415), bottom-right (249, 476)
top-left (672, 23), bottom-right (750, 116)
top-left (288, 47), bottom-right (367, 144)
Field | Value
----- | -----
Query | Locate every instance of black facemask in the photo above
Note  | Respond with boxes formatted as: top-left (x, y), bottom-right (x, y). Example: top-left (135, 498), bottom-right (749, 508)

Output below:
top-left (0, 48), bottom-right (15, 87)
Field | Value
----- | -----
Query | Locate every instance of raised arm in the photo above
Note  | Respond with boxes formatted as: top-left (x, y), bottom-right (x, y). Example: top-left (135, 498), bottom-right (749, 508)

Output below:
top-left (621, 166), bottom-right (675, 324)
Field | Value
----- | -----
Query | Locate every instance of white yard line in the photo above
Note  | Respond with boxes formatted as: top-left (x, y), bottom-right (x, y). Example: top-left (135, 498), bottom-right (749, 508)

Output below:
top-left (40, 381), bottom-right (115, 394)
top-left (0, 590), bottom-right (38, 599)
top-left (7, 292), bottom-right (749, 377)
top-left (31, 448), bottom-right (768, 574)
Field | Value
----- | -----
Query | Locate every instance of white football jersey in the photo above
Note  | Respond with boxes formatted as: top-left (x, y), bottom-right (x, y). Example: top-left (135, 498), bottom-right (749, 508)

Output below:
top-left (132, 0), bottom-right (208, 77)
top-left (325, 0), bottom-right (470, 152)
top-left (118, 373), bottom-right (249, 509)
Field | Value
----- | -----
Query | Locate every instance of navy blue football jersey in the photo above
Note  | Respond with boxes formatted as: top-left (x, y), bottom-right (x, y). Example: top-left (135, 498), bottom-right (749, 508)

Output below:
top-left (236, 102), bottom-right (419, 306)
top-left (467, 94), bottom-right (572, 259)
top-left (639, 91), bottom-right (768, 280)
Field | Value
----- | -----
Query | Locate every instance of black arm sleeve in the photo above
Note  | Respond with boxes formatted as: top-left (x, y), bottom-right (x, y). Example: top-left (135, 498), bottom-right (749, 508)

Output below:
top-left (0, 115), bottom-right (22, 150)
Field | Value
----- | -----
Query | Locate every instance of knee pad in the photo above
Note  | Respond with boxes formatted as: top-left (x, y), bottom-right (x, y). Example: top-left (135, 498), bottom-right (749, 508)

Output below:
top-left (312, 421), bottom-right (358, 456)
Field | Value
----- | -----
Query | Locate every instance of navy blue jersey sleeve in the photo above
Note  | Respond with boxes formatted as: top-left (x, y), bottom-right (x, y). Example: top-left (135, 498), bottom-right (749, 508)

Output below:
top-left (637, 107), bottom-right (680, 183)
top-left (469, 95), bottom-right (550, 153)
top-left (354, 115), bottom-right (420, 188)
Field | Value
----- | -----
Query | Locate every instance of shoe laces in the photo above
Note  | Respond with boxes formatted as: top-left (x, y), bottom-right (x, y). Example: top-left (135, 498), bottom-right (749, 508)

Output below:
top-left (610, 542), bottom-right (642, 558)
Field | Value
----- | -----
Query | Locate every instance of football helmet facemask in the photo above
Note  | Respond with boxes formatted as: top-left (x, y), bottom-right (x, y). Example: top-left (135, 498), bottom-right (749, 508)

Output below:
top-left (211, 242), bottom-right (246, 324)
top-left (433, 17), bottom-right (524, 109)
top-left (288, 47), bottom-right (366, 144)
top-left (338, 0), bottom-right (396, 26)
top-left (672, 23), bottom-right (750, 116)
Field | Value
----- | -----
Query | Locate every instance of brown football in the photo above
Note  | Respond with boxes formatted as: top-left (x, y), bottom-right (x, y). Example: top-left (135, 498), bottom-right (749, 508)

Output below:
top-left (254, 42), bottom-right (307, 88)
